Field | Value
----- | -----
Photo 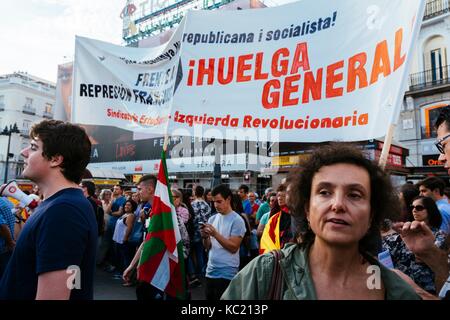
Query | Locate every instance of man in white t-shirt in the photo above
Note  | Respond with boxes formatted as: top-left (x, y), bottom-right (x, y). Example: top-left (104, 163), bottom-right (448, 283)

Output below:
top-left (201, 184), bottom-right (246, 300)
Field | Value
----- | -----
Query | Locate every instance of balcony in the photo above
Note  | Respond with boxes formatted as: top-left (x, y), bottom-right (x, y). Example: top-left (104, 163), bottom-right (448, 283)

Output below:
top-left (424, 0), bottom-right (450, 21)
top-left (22, 105), bottom-right (36, 115)
top-left (408, 65), bottom-right (450, 91)
top-left (43, 111), bottom-right (53, 119)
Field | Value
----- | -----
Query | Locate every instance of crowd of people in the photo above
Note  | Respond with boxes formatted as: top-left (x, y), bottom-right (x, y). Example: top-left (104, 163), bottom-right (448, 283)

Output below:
top-left (1, 107), bottom-right (450, 300)
top-left (223, 146), bottom-right (450, 300)
top-left (3, 170), bottom-right (450, 300)
top-left (88, 179), bottom-right (274, 299)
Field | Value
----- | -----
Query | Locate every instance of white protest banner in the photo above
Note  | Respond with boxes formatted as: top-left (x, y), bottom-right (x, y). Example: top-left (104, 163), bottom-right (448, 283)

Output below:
top-left (170, 0), bottom-right (425, 142)
top-left (72, 19), bottom-right (184, 135)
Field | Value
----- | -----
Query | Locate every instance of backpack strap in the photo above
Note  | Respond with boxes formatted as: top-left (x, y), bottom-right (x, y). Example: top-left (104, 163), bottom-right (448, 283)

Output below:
top-left (266, 249), bottom-right (284, 300)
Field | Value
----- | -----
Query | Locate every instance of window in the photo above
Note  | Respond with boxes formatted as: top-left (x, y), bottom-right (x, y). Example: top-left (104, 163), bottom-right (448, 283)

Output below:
top-left (405, 97), bottom-right (414, 111)
top-left (25, 97), bottom-right (33, 107)
top-left (402, 119), bottom-right (414, 130)
top-left (424, 36), bottom-right (448, 84)
top-left (45, 103), bottom-right (52, 113)
top-left (43, 103), bottom-right (53, 118)
top-left (420, 103), bottom-right (449, 138)
top-left (431, 49), bottom-right (444, 82)
top-left (0, 95), bottom-right (4, 104)
top-left (22, 120), bottom-right (32, 134)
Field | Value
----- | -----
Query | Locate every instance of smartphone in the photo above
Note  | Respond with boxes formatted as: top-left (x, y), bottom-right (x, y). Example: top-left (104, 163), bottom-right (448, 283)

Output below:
top-left (143, 207), bottom-right (151, 218)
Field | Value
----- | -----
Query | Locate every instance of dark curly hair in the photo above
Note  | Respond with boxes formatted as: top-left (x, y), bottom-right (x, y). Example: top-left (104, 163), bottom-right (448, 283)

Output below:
top-left (123, 199), bottom-right (138, 213)
top-left (288, 143), bottom-right (400, 255)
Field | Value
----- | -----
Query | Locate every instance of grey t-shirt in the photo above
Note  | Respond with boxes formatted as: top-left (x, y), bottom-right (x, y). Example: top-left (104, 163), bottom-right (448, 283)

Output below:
top-left (206, 211), bottom-right (246, 280)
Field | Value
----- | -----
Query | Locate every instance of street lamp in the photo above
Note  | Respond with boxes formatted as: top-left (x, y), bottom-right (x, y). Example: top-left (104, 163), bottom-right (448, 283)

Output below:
top-left (211, 139), bottom-right (222, 188)
top-left (2, 123), bottom-right (20, 183)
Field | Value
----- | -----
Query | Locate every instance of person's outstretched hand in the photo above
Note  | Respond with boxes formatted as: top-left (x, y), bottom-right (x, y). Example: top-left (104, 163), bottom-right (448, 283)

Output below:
top-left (392, 221), bottom-right (435, 255)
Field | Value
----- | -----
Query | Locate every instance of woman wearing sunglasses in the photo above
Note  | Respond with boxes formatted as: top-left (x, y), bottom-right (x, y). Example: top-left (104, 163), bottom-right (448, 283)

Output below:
top-left (411, 198), bottom-right (441, 229)
top-left (383, 196), bottom-right (448, 294)
top-left (410, 196), bottom-right (447, 248)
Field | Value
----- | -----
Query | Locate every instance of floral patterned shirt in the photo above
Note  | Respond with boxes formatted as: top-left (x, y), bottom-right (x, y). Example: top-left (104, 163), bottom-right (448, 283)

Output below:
top-left (191, 199), bottom-right (212, 242)
top-left (382, 228), bottom-right (448, 294)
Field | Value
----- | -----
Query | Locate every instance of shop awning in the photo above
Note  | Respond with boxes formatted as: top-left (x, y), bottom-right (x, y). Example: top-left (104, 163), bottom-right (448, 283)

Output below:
top-left (85, 168), bottom-right (126, 180)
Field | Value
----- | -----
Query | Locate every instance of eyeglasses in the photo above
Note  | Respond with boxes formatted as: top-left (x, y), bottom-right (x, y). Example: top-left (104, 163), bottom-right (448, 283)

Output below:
top-left (435, 133), bottom-right (450, 154)
top-left (410, 205), bottom-right (425, 211)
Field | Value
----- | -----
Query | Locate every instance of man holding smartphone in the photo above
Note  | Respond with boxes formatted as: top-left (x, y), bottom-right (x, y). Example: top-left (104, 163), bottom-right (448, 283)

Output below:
top-left (201, 184), bottom-right (246, 300)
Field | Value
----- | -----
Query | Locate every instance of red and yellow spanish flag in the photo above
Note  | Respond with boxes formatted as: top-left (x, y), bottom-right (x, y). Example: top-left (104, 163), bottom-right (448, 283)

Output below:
top-left (8, 197), bottom-right (30, 221)
top-left (259, 211), bottom-right (281, 254)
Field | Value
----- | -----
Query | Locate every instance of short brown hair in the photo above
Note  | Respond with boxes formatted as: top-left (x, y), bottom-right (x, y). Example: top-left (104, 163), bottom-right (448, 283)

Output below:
top-left (418, 177), bottom-right (446, 196)
top-left (30, 120), bottom-right (91, 184)
top-left (138, 174), bottom-right (157, 188)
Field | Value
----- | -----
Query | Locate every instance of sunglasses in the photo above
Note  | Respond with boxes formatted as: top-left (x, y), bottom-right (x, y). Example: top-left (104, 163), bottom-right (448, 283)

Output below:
top-left (435, 133), bottom-right (450, 154)
top-left (410, 205), bottom-right (425, 211)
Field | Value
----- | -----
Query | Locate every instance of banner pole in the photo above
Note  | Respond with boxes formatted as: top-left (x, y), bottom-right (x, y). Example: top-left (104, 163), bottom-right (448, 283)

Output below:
top-left (163, 133), bottom-right (169, 152)
top-left (378, 1), bottom-right (426, 170)
top-left (378, 124), bottom-right (396, 170)
top-left (212, 139), bottom-right (222, 188)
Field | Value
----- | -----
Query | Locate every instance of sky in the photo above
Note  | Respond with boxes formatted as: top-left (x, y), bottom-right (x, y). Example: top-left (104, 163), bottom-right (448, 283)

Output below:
top-left (0, 0), bottom-right (124, 83)
top-left (0, 0), bottom-right (296, 84)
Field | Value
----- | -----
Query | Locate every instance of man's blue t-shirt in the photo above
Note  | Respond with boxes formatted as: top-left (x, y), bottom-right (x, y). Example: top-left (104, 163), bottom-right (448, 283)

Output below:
top-left (242, 199), bottom-right (252, 215)
top-left (107, 196), bottom-right (126, 230)
top-left (0, 188), bottom-right (97, 300)
top-left (128, 202), bottom-right (151, 243)
top-left (436, 199), bottom-right (450, 234)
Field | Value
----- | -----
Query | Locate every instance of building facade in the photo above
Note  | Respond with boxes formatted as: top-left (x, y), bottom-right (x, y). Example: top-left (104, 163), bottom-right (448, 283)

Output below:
top-left (98, 0), bottom-right (273, 194)
top-left (0, 72), bottom-right (56, 182)
top-left (97, 0), bottom-right (436, 191)
top-left (395, 0), bottom-right (450, 179)
top-left (87, 135), bottom-right (272, 195)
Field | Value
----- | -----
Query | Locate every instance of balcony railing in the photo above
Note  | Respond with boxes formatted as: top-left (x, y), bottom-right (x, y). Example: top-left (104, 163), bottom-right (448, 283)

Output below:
top-left (20, 129), bottom-right (30, 137)
top-left (424, 0), bottom-right (450, 20)
top-left (43, 111), bottom-right (53, 119)
top-left (22, 105), bottom-right (36, 115)
top-left (408, 65), bottom-right (450, 91)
